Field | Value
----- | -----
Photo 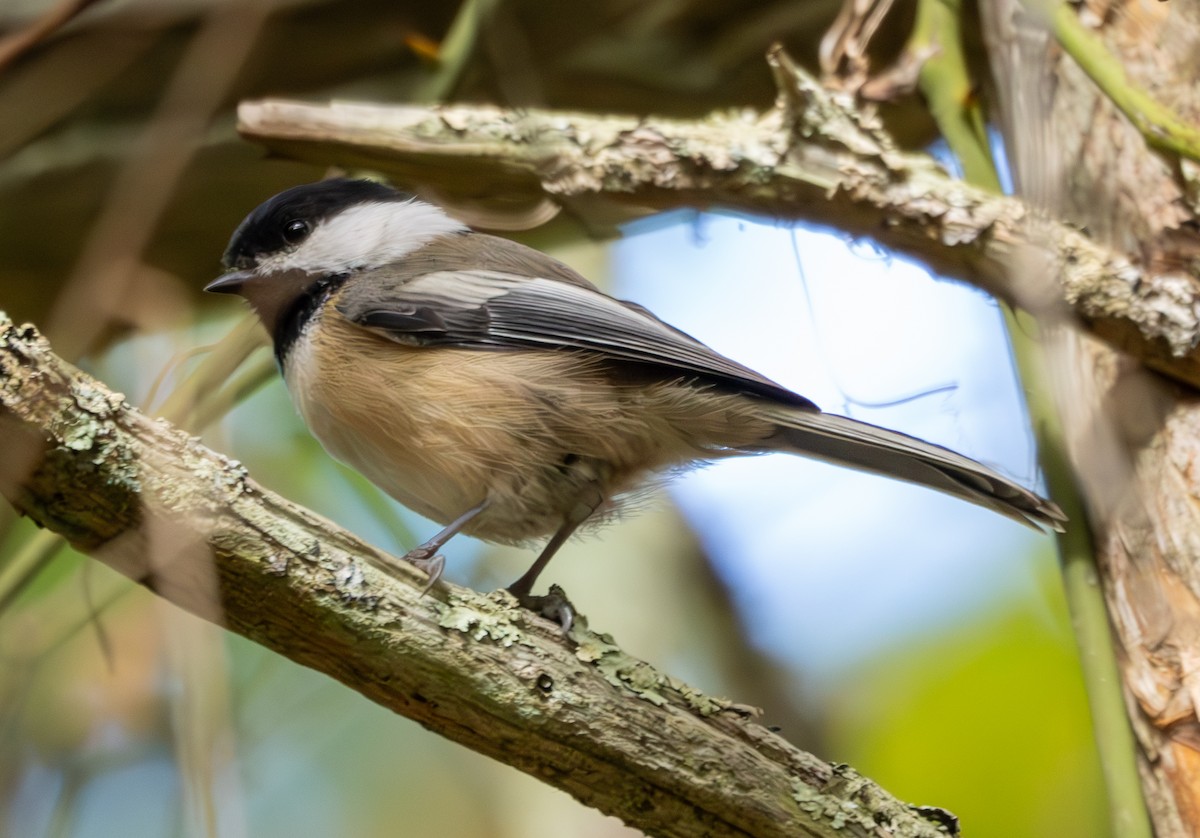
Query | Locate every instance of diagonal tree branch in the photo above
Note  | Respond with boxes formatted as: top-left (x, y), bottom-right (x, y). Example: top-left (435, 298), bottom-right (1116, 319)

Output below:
top-left (0, 0), bottom-right (108, 73)
top-left (0, 311), bottom-right (960, 838)
top-left (235, 46), bottom-right (1200, 391)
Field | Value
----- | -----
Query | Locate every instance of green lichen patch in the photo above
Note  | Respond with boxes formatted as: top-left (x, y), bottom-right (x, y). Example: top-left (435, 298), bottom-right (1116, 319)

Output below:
top-left (573, 628), bottom-right (668, 706)
top-left (792, 776), bottom-right (878, 833)
top-left (674, 682), bottom-right (734, 717)
top-left (572, 620), bottom-right (743, 715)
top-left (791, 764), bottom-right (959, 837)
top-left (437, 590), bottom-right (533, 648)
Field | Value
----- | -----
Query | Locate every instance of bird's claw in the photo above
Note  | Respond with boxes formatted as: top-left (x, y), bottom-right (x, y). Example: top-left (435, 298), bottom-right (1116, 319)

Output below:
top-left (402, 547), bottom-right (445, 595)
top-left (510, 584), bottom-right (576, 635)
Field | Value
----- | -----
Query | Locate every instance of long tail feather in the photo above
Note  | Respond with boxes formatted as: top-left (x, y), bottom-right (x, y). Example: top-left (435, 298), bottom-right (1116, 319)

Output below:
top-left (757, 406), bottom-right (1066, 532)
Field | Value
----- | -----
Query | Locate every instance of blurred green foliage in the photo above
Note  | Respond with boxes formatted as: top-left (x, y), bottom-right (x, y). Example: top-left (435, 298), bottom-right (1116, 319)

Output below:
top-left (827, 552), bottom-right (1110, 838)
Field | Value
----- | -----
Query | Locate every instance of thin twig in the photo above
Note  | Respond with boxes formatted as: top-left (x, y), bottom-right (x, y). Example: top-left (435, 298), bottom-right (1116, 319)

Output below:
top-left (0, 530), bottom-right (66, 613)
top-left (0, 0), bottom-right (107, 73)
top-left (1021, 0), bottom-right (1200, 163)
top-left (910, 0), bottom-right (1000, 191)
top-left (411, 0), bottom-right (501, 103)
top-left (44, 0), bottom-right (274, 360)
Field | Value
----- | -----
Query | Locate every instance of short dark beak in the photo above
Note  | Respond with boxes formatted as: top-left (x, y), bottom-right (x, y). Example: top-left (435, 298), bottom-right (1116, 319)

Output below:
top-left (205, 270), bottom-right (254, 295)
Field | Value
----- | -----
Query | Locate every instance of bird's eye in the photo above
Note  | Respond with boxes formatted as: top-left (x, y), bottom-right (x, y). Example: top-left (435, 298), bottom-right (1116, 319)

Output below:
top-left (282, 219), bottom-right (310, 243)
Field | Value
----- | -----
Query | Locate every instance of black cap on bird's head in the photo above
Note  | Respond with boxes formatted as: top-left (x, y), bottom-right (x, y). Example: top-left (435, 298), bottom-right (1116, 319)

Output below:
top-left (205, 179), bottom-right (466, 341)
top-left (219, 178), bottom-right (410, 273)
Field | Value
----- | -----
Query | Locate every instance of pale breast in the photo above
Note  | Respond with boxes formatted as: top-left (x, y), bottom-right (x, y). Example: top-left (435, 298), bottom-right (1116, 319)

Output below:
top-left (281, 308), bottom-right (780, 543)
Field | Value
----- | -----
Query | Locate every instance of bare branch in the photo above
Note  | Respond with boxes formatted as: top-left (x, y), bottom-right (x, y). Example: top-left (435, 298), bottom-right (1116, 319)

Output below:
top-left (0, 0), bottom-right (107, 74)
top-left (0, 311), bottom-right (959, 838)
top-left (234, 47), bottom-right (1200, 391)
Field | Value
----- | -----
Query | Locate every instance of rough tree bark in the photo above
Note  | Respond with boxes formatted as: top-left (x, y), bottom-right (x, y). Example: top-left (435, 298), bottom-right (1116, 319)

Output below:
top-left (982, 2), bottom-right (1200, 835)
top-left (0, 313), bottom-right (960, 838)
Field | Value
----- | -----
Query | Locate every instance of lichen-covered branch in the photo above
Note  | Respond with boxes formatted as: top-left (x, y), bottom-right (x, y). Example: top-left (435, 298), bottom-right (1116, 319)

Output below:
top-left (235, 47), bottom-right (1200, 390)
top-left (0, 312), bottom-right (958, 838)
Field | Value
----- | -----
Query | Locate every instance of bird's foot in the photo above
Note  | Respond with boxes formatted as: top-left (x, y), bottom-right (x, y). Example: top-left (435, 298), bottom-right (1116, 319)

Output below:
top-left (402, 546), bottom-right (445, 595)
top-left (509, 583), bottom-right (575, 636)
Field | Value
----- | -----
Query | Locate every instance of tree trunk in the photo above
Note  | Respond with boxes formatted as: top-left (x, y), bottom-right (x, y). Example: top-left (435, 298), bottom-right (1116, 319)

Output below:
top-left (982, 1), bottom-right (1200, 834)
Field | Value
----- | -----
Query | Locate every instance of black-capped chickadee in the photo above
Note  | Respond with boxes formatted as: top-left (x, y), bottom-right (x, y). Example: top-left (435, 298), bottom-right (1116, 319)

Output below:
top-left (207, 179), bottom-right (1064, 611)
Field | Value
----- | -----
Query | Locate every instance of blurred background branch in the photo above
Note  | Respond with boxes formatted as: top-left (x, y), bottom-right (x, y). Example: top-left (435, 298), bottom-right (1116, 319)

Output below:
top-left (0, 0), bottom-right (106, 72)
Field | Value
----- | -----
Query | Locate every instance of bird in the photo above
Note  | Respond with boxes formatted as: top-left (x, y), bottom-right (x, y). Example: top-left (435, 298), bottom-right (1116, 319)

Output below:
top-left (207, 178), bottom-right (1065, 617)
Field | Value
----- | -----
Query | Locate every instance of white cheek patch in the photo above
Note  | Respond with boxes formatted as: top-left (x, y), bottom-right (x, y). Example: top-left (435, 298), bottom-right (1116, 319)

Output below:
top-left (261, 199), bottom-right (468, 275)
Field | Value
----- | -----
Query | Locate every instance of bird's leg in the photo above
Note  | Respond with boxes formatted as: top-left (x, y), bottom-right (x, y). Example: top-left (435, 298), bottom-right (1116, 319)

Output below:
top-left (508, 521), bottom-right (581, 634)
top-left (507, 519), bottom-right (581, 598)
top-left (507, 491), bottom-right (602, 633)
top-left (403, 498), bottom-right (489, 593)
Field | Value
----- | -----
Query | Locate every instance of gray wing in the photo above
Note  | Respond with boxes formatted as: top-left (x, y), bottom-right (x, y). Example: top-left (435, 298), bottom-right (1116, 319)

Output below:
top-left (334, 238), bottom-right (815, 408)
top-left (331, 238), bottom-right (1067, 532)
